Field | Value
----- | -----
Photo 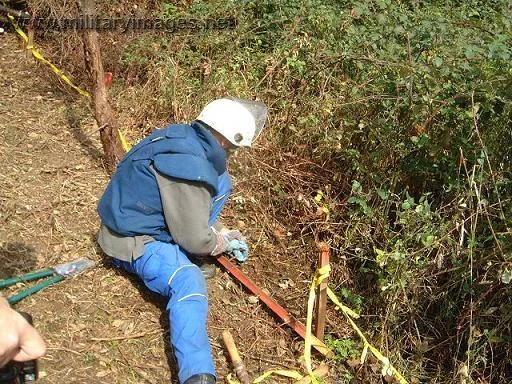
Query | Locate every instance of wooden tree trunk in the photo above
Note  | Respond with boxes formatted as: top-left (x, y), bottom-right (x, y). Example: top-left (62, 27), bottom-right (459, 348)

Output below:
top-left (77, 0), bottom-right (125, 173)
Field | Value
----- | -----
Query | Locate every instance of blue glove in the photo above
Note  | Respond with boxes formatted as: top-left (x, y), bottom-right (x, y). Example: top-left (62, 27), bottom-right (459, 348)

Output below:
top-left (225, 238), bottom-right (249, 263)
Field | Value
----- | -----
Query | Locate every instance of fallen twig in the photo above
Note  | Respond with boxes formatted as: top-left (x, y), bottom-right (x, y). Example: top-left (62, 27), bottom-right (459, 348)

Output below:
top-left (91, 329), bottom-right (160, 341)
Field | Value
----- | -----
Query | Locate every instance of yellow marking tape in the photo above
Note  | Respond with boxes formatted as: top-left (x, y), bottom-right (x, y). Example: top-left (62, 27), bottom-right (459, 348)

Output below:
top-left (226, 370), bottom-right (304, 384)
top-left (118, 128), bottom-right (131, 152)
top-left (326, 287), bottom-right (408, 384)
top-left (304, 263), bottom-right (407, 383)
top-left (226, 265), bottom-right (332, 383)
top-left (254, 370), bottom-right (303, 383)
top-left (8, 14), bottom-right (132, 150)
top-left (8, 15), bottom-right (90, 98)
top-left (226, 262), bottom-right (407, 383)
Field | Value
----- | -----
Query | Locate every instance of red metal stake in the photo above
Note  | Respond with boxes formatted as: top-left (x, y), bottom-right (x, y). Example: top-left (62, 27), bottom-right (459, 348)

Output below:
top-left (314, 243), bottom-right (330, 341)
top-left (217, 255), bottom-right (332, 357)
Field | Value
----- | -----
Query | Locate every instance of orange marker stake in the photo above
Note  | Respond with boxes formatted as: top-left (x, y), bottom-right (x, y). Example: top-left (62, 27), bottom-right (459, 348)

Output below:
top-left (222, 330), bottom-right (252, 384)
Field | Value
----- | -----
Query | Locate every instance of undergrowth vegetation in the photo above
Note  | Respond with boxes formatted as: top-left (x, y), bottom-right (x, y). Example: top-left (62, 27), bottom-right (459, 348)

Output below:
top-left (24, 0), bottom-right (512, 382)
top-left (112, 2), bottom-right (512, 381)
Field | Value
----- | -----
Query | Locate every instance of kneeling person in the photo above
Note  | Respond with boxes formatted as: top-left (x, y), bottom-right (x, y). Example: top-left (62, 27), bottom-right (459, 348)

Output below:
top-left (97, 97), bottom-right (268, 384)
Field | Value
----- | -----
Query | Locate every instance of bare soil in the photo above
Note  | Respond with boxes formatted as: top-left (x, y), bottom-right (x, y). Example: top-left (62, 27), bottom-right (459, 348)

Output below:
top-left (0, 34), bottom-right (349, 383)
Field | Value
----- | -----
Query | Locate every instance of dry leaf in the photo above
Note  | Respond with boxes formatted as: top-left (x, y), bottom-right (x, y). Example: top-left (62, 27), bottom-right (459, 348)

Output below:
top-left (272, 229), bottom-right (285, 240)
top-left (383, 374), bottom-right (397, 383)
top-left (346, 358), bottom-right (361, 370)
top-left (202, 61), bottom-right (211, 76)
top-left (96, 370), bottom-right (109, 378)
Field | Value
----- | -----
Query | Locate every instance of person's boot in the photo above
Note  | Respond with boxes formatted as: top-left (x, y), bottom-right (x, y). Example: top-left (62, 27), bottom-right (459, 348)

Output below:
top-left (183, 373), bottom-right (216, 384)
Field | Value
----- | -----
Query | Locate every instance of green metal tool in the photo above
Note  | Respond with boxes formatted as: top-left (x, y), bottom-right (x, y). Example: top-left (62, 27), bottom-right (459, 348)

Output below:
top-left (0, 258), bottom-right (95, 304)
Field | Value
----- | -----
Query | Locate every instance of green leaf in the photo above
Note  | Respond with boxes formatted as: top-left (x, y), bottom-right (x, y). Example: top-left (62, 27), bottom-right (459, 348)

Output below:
top-left (421, 235), bottom-right (435, 247)
top-left (375, 248), bottom-right (387, 267)
top-left (351, 180), bottom-right (362, 193)
top-left (402, 195), bottom-right (415, 210)
top-left (390, 251), bottom-right (406, 262)
top-left (501, 269), bottom-right (512, 284)
top-left (347, 196), bottom-right (359, 204)
top-left (314, 190), bottom-right (324, 202)
top-left (376, 188), bottom-right (389, 200)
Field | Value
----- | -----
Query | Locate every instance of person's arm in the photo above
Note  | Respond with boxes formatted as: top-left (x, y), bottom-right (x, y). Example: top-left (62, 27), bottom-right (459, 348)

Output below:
top-left (153, 170), bottom-right (221, 256)
top-left (0, 295), bottom-right (46, 367)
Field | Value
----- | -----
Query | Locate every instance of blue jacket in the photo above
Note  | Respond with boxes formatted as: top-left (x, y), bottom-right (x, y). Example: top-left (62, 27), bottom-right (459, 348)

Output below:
top-left (98, 121), bottom-right (232, 243)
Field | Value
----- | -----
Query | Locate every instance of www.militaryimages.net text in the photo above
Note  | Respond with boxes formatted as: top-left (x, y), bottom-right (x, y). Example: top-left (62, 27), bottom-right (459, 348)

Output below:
top-left (11, 15), bottom-right (236, 32)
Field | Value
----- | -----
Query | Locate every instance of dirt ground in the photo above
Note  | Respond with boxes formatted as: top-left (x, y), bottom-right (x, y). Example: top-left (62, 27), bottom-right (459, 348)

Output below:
top-left (0, 33), bottom-right (349, 383)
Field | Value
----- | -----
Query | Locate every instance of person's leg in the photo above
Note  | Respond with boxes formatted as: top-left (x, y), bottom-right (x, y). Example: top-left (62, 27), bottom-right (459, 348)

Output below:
top-left (112, 241), bottom-right (215, 383)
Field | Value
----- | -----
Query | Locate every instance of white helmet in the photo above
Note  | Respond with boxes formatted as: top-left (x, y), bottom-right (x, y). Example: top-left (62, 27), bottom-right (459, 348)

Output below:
top-left (197, 97), bottom-right (268, 147)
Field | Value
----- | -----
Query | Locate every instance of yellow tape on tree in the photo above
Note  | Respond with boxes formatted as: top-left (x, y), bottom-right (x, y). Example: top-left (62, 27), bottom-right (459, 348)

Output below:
top-left (325, 287), bottom-right (360, 319)
top-left (118, 128), bottom-right (131, 152)
top-left (303, 262), bottom-right (408, 383)
top-left (8, 14), bottom-right (132, 150)
top-left (8, 15), bottom-right (90, 98)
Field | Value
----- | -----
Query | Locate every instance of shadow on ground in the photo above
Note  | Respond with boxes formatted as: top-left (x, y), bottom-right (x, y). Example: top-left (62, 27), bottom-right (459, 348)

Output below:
top-left (0, 242), bottom-right (38, 278)
top-left (65, 101), bottom-right (104, 162)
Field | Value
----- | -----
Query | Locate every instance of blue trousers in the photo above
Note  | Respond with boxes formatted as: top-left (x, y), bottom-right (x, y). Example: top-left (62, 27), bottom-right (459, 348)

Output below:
top-left (113, 242), bottom-right (214, 383)
top-left (112, 172), bottom-right (232, 383)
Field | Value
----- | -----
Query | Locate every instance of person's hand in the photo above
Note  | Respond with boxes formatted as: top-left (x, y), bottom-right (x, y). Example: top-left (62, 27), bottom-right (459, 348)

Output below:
top-left (220, 229), bottom-right (244, 242)
top-left (211, 226), bottom-right (249, 262)
top-left (224, 238), bottom-right (249, 263)
top-left (218, 227), bottom-right (249, 262)
top-left (0, 297), bottom-right (46, 368)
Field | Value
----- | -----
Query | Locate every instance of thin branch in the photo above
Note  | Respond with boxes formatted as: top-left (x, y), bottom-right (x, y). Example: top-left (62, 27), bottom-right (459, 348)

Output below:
top-left (471, 91), bottom-right (509, 232)
top-left (90, 329), bottom-right (160, 341)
